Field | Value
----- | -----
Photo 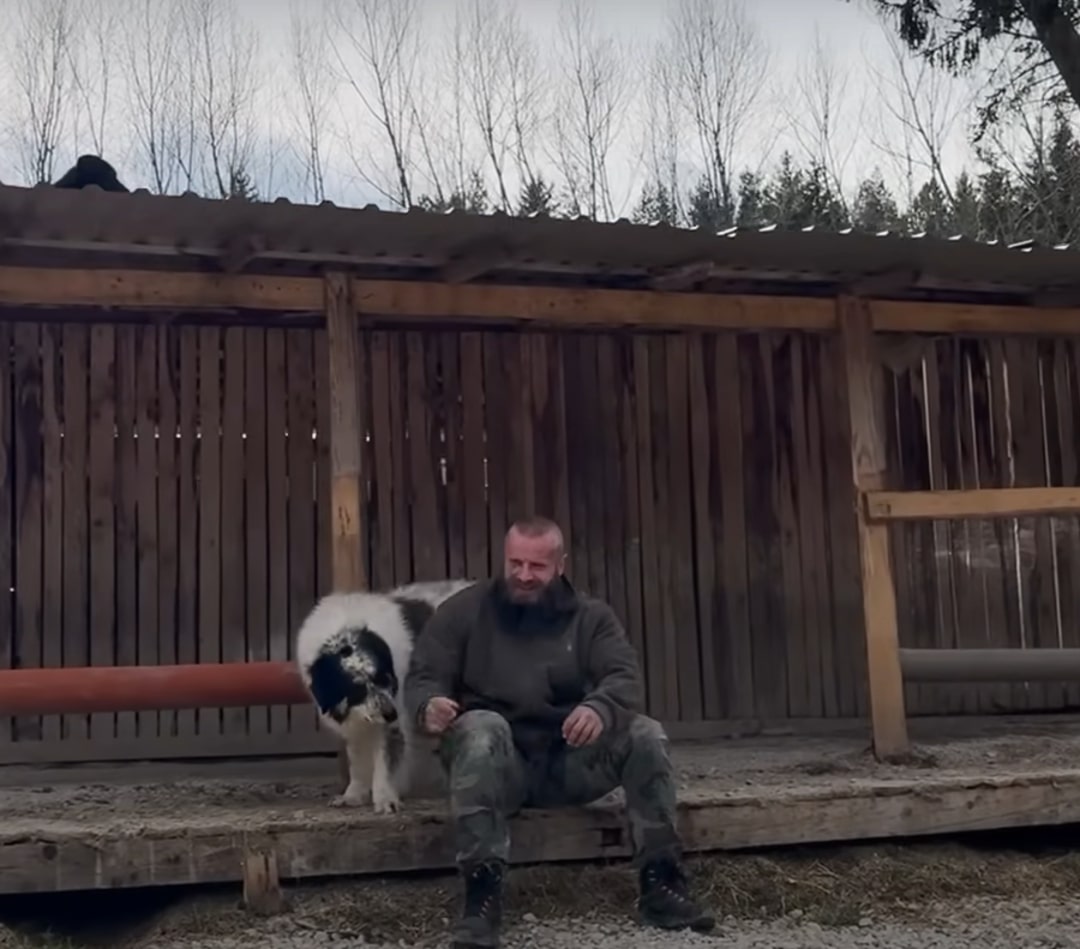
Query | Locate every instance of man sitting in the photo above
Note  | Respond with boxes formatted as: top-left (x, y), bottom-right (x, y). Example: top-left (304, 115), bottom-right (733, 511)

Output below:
top-left (404, 515), bottom-right (714, 949)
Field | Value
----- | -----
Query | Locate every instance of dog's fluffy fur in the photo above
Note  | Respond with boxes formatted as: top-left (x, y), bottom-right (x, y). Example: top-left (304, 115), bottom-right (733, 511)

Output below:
top-left (295, 578), bottom-right (474, 813)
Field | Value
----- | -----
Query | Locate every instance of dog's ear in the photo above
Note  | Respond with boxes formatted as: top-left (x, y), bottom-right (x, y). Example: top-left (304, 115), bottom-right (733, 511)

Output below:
top-left (308, 654), bottom-right (353, 715)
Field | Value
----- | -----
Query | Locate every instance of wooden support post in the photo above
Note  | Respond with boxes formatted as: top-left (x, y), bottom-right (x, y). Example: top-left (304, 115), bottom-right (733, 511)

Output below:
top-left (838, 295), bottom-right (909, 760)
top-left (241, 850), bottom-right (284, 915)
top-left (324, 271), bottom-right (366, 789)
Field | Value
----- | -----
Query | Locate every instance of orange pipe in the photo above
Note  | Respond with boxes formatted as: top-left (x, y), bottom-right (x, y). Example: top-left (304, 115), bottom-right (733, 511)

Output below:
top-left (0, 662), bottom-right (310, 715)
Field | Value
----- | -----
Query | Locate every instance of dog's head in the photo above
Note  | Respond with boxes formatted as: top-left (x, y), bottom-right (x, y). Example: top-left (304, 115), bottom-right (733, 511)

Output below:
top-left (307, 626), bottom-right (399, 725)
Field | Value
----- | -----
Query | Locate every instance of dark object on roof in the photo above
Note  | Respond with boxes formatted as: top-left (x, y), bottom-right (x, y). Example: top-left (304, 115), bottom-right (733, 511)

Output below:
top-left (53, 155), bottom-right (129, 193)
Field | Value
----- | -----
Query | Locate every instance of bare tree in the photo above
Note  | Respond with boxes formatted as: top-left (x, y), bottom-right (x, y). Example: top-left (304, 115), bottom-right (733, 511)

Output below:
top-left (122, 0), bottom-right (189, 192)
top-left (181, 0), bottom-right (261, 198)
top-left (637, 34), bottom-right (684, 223)
top-left (327, 0), bottom-right (424, 208)
top-left (7, 0), bottom-right (75, 184)
top-left (863, 18), bottom-right (975, 210)
top-left (66, 0), bottom-right (119, 157)
top-left (502, 7), bottom-right (547, 194)
top-left (782, 27), bottom-right (859, 215)
top-left (287, 0), bottom-right (334, 203)
top-left (670, 0), bottom-right (771, 220)
top-left (549, 0), bottom-right (630, 220)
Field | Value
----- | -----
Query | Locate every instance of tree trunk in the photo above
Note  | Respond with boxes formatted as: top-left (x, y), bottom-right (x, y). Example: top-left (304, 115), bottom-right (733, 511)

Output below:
top-left (1020, 0), bottom-right (1080, 113)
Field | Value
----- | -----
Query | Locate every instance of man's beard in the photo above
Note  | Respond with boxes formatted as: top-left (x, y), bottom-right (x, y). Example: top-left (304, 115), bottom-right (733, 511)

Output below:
top-left (493, 575), bottom-right (564, 621)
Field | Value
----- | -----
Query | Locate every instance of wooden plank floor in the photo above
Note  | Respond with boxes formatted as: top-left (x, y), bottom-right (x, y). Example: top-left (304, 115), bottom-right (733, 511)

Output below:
top-left (5, 720), bottom-right (1080, 895)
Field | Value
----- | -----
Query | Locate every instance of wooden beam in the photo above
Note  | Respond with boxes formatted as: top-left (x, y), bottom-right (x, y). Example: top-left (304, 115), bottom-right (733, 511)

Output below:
top-left (866, 486), bottom-right (1080, 522)
top-left (901, 647), bottom-right (1080, 682)
top-left (2, 266), bottom-right (1079, 335)
top-left (6, 770), bottom-right (1080, 894)
top-left (324, 272), bottom-right (366, 592)
top-left (242, 850), bottom-right (285, 915)
top-left (437, 236), bottom-right (515, 284)
top-left (838, 295), bottom-right (909, 761)
top-left (0, 267), bottom-right (322, 311)
top-left (324, 271), bottom-right (366, 793)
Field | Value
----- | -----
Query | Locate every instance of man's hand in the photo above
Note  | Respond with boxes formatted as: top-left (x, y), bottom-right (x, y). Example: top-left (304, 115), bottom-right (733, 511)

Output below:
top-left (423, 696), bottom-right (461, 735)
top-left (562, 704), bottom-right (604, 748)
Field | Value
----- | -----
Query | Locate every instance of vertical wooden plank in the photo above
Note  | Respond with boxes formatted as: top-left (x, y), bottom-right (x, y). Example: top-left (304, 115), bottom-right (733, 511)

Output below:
top-left (314, 328), bottom-right (334, 594)
top-left (405, 331), bottom-right (446, 580)
top-left (595, 335), bottom-right (630, 654)
top-left (483, 333), bottom-right (509, 571)
top-left (786, 336), bottom-right (825, 716)
top-left (839, 297), bottom-right (908, 760)
top-left (286, 329), bottom-right (317, 734)
top-left (114, 326), bottom-right (138, 740)
top-left (1052, 340), bottom-right (1080, 705)
top-left (969, 341), bottom-right (1012, 712)
top-left (687, 333), bottom-right (720, 720)
top-left (560, 335), bottom-right (593, 593)
top-left (664, 334), bottom-right (701, 723)
top-left (325, 274), bottom-right (366, 592)
top-left (245, 328), bottom-right (270, 736)
top-left (387, 334), bottom-right (411, 584)
top-left (135, 324), bottom-right (160, 740)
top-left (529, 333), bottom-right (572, 547)
top-left (265, 329), bottom-right (290, 739)
top-left (615, 335), bottom-right (646, 672)
top-left (40, 326), bottom-right (62, 745)
top-left (0, 322), bottom-right (12, 746)
top-left (440, 333), bottom-right (467, 581)
top-left (174, 328), bottom-right (198, 740)
top-left (631, 336), bottom-right (668, 720)
top-left (221, 327), bottom-right (247, 737)
top-left (62, 324), bottom-right (90, 743)
top-left (773, 335), bottom-right (811, 718)
top-left (12, 323), bottom-right (43, 744)
top-left (502, 333), bottom-right (535, 523)
top-left (368, 332), bottom-right (396, 589)
top-left (156, 326), bottom-right (179, 739)
top-left (87, 324), bottom-right (117, 743)
top-left (197, 325), bottom-right (222, 738)
top-left (460, 333), bottom-right (489, 579)
top-left (712, 334), bottom-right (755, 719)
top-left (579, 335), bottom-right (607, 597)
top-left (987, 340), bottom-right (1026, 710)
top-left (741, 334), bottom-right (787, 719)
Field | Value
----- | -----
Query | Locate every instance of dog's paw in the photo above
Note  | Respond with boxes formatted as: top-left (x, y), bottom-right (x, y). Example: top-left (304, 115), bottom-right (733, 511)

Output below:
top-left (330, 783), bottom-right (371, 808)
top-left (372, 782), bottom-right (401, 815)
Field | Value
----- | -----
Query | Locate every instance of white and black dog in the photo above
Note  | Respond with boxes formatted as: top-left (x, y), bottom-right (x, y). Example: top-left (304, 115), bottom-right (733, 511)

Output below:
top-left (295, 578), bottom-right (475, 814)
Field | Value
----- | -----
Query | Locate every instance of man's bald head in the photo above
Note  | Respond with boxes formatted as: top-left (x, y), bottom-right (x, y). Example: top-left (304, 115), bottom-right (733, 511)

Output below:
top-left (502, 516), bottom-right (566, 604)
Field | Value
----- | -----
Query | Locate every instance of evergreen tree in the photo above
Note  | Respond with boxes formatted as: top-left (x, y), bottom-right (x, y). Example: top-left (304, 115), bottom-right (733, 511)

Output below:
top-left (851, 170), bottom-right (902, 232)
top-left (685, 175), bottom-right (732, 232)
top-left (517, 176), bottom-right (558, 217)
top-left (632, 181), bottom-right (679, 225)
top-left (735, 171), bottom-right (767, 228)
top-left (905, 178), bottom-right (953, 236)
top-left (228, 167), bottom-right (258, 201)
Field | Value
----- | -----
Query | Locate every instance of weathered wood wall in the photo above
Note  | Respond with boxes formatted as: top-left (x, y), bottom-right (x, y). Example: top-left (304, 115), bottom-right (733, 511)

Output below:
top-left (0, 315), bottom-right (1077, 763)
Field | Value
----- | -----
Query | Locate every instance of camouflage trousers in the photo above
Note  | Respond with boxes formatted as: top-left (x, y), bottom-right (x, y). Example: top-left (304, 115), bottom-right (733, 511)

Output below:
top-left (438, 708), bottom-right (682, 868)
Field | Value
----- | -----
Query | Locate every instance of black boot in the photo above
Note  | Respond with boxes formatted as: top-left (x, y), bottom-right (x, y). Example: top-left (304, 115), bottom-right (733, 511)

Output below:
top-left (637, 858), bottom-right (715, 932)
top-left (450, 860), bottom-right (505, 948)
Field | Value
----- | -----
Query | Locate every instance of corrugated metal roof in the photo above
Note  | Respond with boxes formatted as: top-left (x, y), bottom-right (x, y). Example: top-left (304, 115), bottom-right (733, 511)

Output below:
top-left (1, 182), bottom-right (1078, 301)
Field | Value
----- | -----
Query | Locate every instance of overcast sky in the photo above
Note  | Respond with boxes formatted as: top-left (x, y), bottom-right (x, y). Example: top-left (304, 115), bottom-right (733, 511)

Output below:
top-left (1, 0), bottom-right (984, 214)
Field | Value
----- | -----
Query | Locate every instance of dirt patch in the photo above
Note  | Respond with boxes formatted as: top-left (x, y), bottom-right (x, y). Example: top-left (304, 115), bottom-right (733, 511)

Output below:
top-left (5, 838), bottom-right (1080, 948)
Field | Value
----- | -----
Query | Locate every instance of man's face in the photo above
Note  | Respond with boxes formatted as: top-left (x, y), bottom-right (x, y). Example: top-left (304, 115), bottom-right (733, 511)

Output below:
top-left (503, 527), bottom-right (565, 603)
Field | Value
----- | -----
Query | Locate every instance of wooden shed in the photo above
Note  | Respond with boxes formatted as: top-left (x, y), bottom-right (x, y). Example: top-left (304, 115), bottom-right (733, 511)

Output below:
top-left (2, 182), bottom-right (1080, 769)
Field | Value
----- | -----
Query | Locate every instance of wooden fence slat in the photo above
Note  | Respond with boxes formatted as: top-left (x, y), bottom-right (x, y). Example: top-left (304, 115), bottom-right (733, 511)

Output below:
top-left (580, 335), bottom-right (608, 599)
top-left (135, 324), bottom-right (160, 740)
top-left (503, 333), bottom-right (535, 524)
top-left (221, 327), bottom-right (247, 736)
top-left (62, 325), bottom-right (90, 742)
top-left (157, 326), bottom-right (179, 739)
top-left (367, 332), bottom-right (396, 589)
top-left (175, 328), bottom-right (199, 740)
top-left (265, 329), bottom-right (289, 738)
top-left (12, 323), bottom-right (43, 744)
top-left (405, 332), bottom-right (445, 581)
top-left (387, 334), bottom-right (410, 584)
top-left (114, 327), bottom-right (138, 739)
top-left (245, 329), bottom-right (270, 736)
top-left (197, 326), bottom-right (222, 738)
top-left (286, 329), bottom-right (317, 735)
top-left (41, 325), bottom-right (63, 745)
top-left (0, 322), bottom-right (11, 746)
top-left (483, 333), bottom-right (509, 573)
top-left (440, 333), bottom-right (467, 581)
top-left (1052, 341), bottom-right (1080, 706)
top-left (88, 324), bottom-right (117, 742)
top-left (630, 336), bottom-right (667, 721)
top-left (459, 333), bottom-right (488, 579)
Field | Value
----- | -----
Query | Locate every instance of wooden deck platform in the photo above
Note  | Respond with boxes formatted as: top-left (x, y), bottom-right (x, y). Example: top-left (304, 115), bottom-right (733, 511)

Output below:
top-left (5, 718), bottom-right (1080, 895)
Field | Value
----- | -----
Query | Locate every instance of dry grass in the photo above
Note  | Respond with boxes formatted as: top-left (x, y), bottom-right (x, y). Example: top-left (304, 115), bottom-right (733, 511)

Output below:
top-left (6, 839), bottom-right (1080, 947)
